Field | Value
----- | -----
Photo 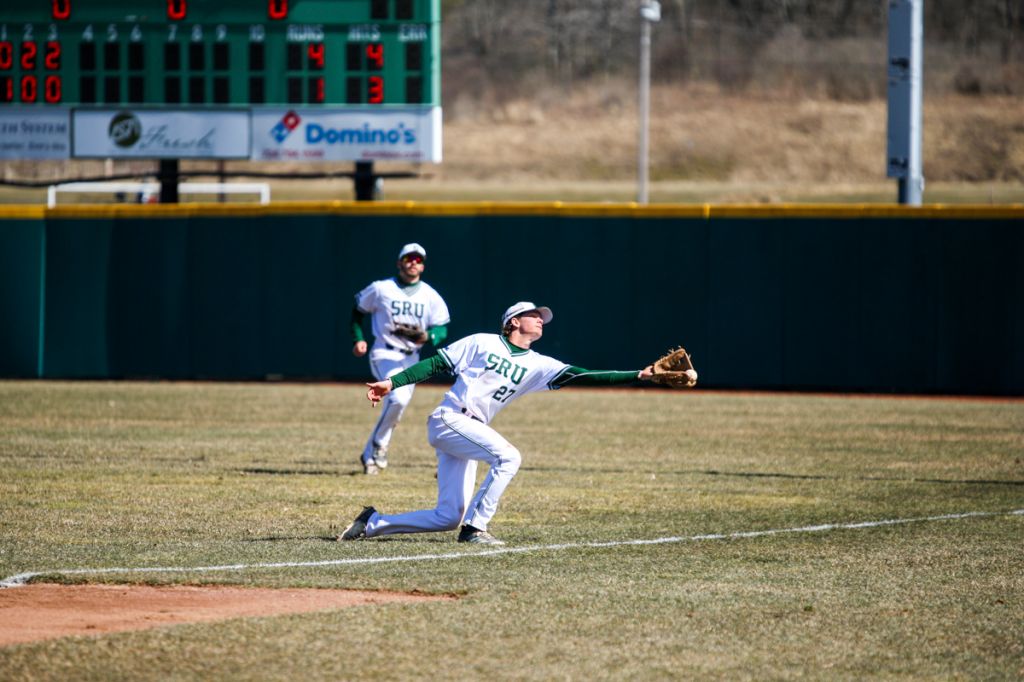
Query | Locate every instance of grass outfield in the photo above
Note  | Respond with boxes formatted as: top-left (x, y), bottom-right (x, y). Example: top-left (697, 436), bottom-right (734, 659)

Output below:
top-left (1, 381), bottom-right (1022, 679)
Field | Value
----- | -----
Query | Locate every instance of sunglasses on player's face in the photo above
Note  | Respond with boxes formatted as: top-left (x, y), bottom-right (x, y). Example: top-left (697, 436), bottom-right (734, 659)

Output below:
top-left (401, 254), bottom-right (424, 265)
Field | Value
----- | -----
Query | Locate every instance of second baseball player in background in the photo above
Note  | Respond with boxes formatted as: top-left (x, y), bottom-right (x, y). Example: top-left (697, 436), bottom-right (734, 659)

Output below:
top-left (351, 243), bottom-right (450, 474)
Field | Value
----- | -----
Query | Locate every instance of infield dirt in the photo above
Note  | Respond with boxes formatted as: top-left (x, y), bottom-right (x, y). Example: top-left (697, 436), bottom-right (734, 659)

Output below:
top-left (0, 584), bottom-right (452, 647)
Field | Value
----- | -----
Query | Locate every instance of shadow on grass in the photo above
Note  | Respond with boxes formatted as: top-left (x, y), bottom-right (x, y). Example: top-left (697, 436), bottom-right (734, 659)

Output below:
top-left (521, 465), bottom-right (1024, 486)
top-left (241, 467), bottom-right (342, 476)
top-left (695, 470), bottom-right (1024, 487)
top-left (246, 535), bottom-right (341, 542)
top-left (294, 535), bottom-right (457, 544)
top-left (246, 534), bottom-right (457, 544)
top-left (245, 535), bottom-right (452, 543)
top-left (240, 465), bottom-right (1024, 487)
top-left (240, 464), bottom-right (437, 477)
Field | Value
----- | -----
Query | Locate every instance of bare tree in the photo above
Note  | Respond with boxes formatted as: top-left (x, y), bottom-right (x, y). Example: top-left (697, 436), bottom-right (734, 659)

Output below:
top-left (440, 0), bottom-right (1022, 97)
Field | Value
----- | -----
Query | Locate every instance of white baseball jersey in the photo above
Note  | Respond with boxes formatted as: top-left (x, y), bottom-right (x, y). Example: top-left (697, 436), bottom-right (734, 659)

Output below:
top-left (437, 333), bottom-right (569, 424)
top-left (355, 278), bottom-right (450, 354)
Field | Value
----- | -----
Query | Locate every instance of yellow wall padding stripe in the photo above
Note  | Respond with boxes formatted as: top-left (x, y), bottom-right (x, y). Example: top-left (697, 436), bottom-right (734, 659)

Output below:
top-left (0, 201), bottom-right (1022, 220)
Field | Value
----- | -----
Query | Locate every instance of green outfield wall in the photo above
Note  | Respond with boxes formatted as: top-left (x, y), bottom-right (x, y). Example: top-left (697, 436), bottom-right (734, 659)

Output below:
top-left (1, 203), bottom-right (1022, 394)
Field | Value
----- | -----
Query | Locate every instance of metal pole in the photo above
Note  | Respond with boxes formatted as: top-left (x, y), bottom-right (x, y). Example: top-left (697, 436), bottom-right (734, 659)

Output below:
top-left (354, 161), bottom-right (380, 201)
top-left (158, 159), bottom-right (179, 204)
top-left (637, 16), bottom-right (651, 204)
top-left (637, 1), bottom-right (659, 204)
top-left (887, 0), bottom-right (924, 205)
top-left (217, 159), bottom-right (226, 203)
top-left (906, 0), bottom-right (924, 205)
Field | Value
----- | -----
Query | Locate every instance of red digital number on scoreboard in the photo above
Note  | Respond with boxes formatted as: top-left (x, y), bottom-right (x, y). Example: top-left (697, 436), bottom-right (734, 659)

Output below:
top-left (0, 41), bottom-right (61, 103)
top-left (21, 42), bottom-right (38, 70)
top-left (268, 0), bottom-right (288, 20)
top-left (366, 43), bottom-right (383, 69)
top-left (45, 74), bottom-right (61, 103)
top-left (45, 41), bottom-right (61, 69)
top-left (368, 75), bottom-right (383, 104)
top-left (52, 0), bottom-right (71, 20)
top-left (307, 43), bottom-right (324, 69)
top-left (167, 0), bottom-right (186, 21)
top-left (21, 75), bottom-right (37, 103)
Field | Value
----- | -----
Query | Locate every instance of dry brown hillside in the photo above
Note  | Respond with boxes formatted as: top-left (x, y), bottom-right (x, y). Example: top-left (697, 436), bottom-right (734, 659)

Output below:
top-left (439, 82), bottom-right (1024, 184)
top-left (409, 81), bottom-right (1022, 203)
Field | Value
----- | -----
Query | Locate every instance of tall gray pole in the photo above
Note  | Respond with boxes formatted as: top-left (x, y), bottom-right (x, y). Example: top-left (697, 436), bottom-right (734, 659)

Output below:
top-left (637, 1), bottom-right (660, 204)
top-left (887, 0), bottom-right (924, 205)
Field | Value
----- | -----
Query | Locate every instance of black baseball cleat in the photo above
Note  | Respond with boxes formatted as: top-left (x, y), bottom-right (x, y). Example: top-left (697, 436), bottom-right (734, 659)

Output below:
top-left (457, 524), bottom-right (505, 546)
top-left (338, 506), bottom-right (376, 541)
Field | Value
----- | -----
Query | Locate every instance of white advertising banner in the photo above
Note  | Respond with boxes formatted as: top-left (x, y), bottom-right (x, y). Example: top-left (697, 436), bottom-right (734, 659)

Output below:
top-left (72, 110), bottom-right (250, 159)
top-left (251, 107), bottom-right (442, 163)
top-left (0, 109), bottom-right (70, 159)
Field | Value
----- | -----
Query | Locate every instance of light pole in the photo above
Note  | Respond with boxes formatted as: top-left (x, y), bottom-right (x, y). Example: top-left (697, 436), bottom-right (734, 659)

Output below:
top-left (637, 0), bottom-right (660, 204)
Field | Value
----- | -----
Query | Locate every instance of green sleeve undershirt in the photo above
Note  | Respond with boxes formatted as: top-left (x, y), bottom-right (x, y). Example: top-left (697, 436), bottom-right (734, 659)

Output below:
top-left (389, 359), bottom-right (639, 391)
top-left (428, 324), bottom-right (448, 347)
top-left (548, 366), bottom-right (640, 389)
top-left (350, 307), bottom-right (367, 343)
top-left (388, 354), bottom-right (451, 389)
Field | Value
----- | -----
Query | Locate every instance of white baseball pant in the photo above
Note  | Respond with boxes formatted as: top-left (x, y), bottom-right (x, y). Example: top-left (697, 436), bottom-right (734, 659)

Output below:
top-left (364, 408), bottom-right (522, 537)
top-left (361, 350), bottom-right (419, 464)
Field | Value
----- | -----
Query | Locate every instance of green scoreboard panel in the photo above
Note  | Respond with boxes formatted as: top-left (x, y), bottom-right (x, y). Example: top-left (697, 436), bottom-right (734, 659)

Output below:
top-left (0, 0), bottom-right (439, 107)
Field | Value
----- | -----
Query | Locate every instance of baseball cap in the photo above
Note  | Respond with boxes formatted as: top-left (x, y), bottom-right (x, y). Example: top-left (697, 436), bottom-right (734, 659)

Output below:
top-left (398, 243), bottom-right (426, 260)
top-left (501, 301), bottom-right (553, 327)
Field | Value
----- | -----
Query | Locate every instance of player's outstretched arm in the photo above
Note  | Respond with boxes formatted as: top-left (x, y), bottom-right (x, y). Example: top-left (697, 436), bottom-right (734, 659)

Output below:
top-left (549, 365), bottom-right (650, 389)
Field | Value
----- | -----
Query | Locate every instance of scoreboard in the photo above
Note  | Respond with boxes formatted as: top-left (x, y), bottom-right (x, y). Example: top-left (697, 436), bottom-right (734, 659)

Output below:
top-left (0, 0), bottom-right (441, 162)
top-left (0, 0), bottom-right (438, 106)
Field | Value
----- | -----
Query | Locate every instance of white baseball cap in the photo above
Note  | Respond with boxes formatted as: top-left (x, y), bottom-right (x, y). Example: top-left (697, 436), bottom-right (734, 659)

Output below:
top-left (501, 301), bottom-right (553, 327)
top-left (398, 243), bottom-right (426, 260)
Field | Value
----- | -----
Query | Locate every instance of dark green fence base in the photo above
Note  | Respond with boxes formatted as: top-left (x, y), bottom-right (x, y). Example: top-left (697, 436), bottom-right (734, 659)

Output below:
top-left (2, 207), bottom-right (1022, 395)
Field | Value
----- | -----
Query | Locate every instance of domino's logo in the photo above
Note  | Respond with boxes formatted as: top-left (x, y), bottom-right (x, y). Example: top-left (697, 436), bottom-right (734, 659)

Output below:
top-left (269, 111), bottom-right (301, 143)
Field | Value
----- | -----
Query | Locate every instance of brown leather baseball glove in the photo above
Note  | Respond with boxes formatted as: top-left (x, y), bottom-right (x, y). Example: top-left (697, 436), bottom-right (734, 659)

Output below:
top-left (649, 347), bottom-right (698, 388)
top-left (392, 322), bottom-right (429, 344)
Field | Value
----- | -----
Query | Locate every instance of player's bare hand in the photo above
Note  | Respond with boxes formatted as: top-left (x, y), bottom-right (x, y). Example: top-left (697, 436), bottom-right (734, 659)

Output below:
top-left (638, 365), bottom-right (654, 380)
top-left (366, 379), bottom-right (393, 406)
top-left (353, 341), bottom-right (368, 357)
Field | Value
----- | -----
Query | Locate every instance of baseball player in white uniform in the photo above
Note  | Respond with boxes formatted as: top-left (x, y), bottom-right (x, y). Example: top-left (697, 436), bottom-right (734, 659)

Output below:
top-left (351, 243), bottom-right (450, 474)
top-left (339, 301), bottom-right (655, 545)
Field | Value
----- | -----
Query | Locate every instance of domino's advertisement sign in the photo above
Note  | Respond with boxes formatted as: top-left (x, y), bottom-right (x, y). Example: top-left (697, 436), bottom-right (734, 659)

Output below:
top-left (0, 109), bottom-right (70, 159)
top-left (251, 107), bottom-right (442, 163)
top-left (72, 110), bottom-right (250, 159)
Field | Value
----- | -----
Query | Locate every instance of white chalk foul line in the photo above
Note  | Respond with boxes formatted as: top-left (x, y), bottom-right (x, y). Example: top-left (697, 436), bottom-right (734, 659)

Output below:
top-left (3, 508), bottom-right (1022, 589)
